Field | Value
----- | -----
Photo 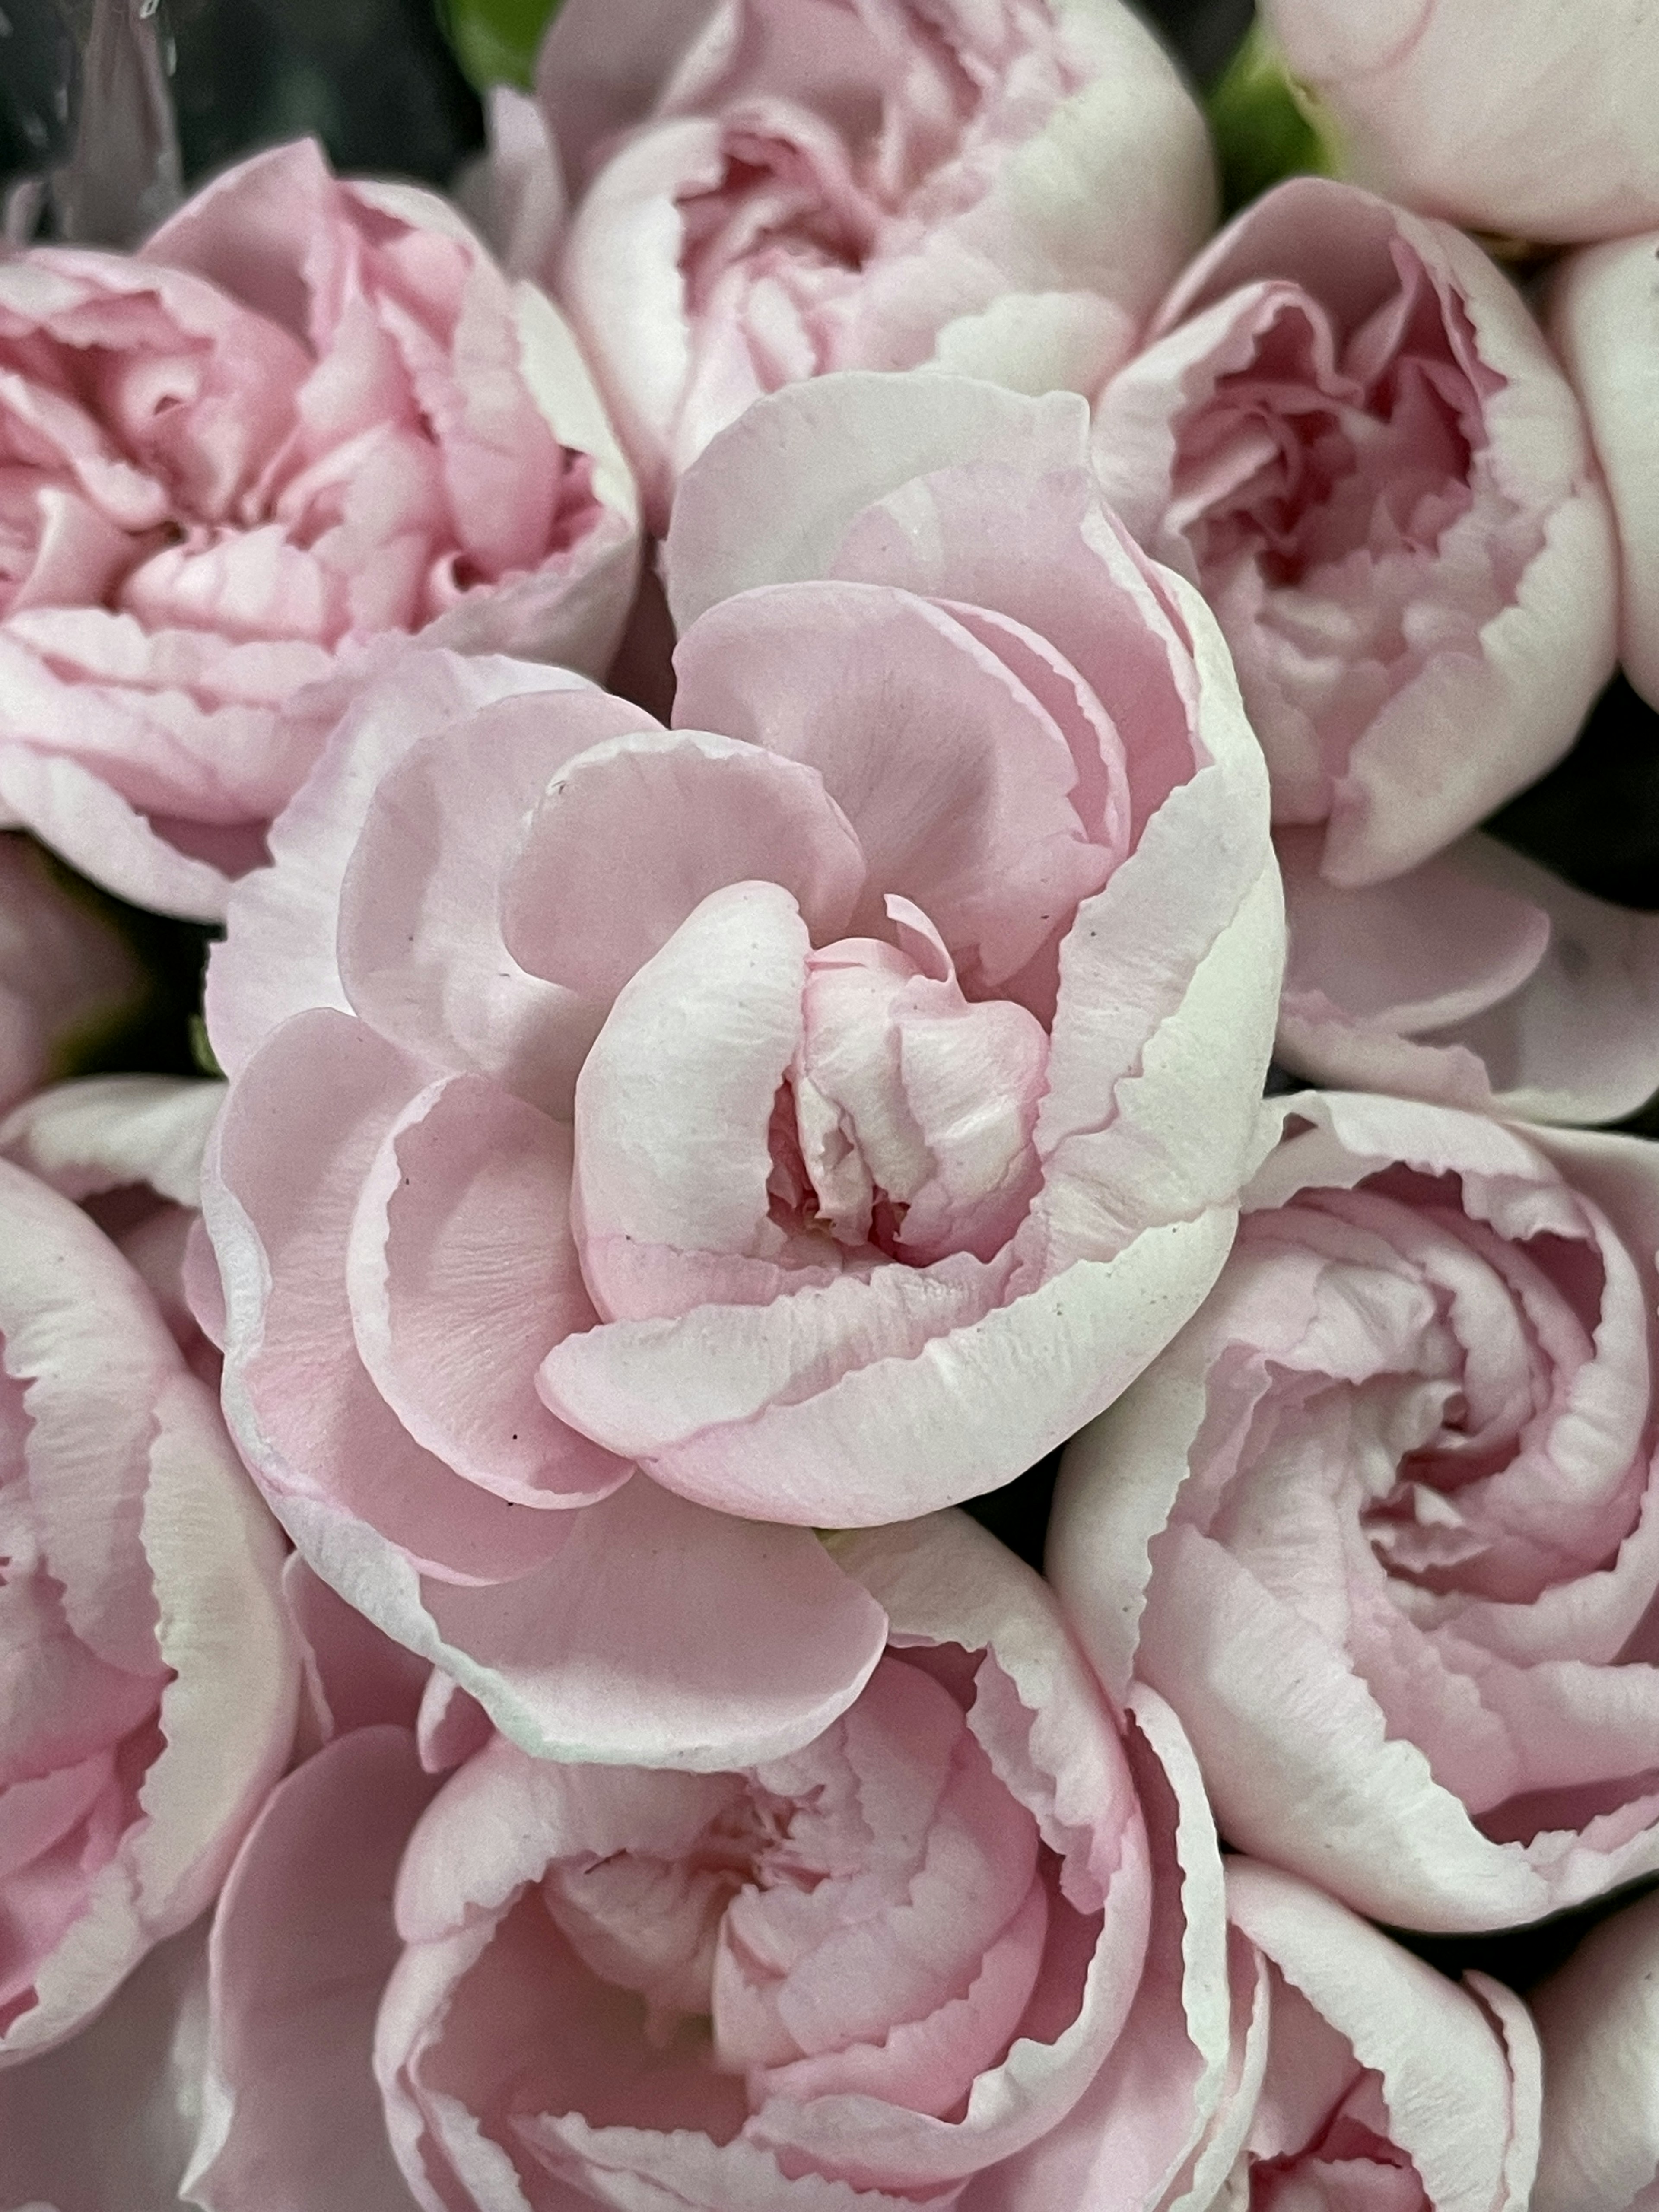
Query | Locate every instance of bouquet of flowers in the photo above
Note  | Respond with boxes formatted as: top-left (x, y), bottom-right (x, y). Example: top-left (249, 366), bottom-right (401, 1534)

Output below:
top-left (3, 0), bottom-right (1659, 2203)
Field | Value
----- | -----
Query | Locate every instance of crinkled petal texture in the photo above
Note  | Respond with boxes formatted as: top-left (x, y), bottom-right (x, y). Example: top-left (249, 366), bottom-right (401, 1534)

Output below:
top-left (1549, 235), bottom-right (1659, 713)
top-left (1051, 1089), bottom-right (1659, 1933)
top-left (1222, 1862), bottom-right (1539, 2212)
top-left (0, 1157), bottom-right (296, 2066)
top-left (1261, 0), bottom-right (1659, 245)
top-left (1529, 1884), bottom-right (1659, 2212)
top-left (189, 1513), bottom-right (1238, 2212)
top-left (533, 0), bottom-right (1214, 524)
top-left (1093, 175), bottom-right (1615, 890)
top-left (0, 834), bottom-right (143, 1112)
top-left (0, 135), bottom-right (638, 921)
top-left (200, 379), bottom-right (1280, 1758)
top-left (1274, 829), bottom-right (1659, 1127)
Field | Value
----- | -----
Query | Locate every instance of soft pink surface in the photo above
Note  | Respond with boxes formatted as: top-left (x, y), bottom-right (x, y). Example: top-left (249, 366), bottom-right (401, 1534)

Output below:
top-left (511, 0), bottom-right (1214, 525)
top-left (0, 1153), bottom-right (296, 2068)
top-left (1261, 0), bottom-right (1659, 245)
top-left (1274, 829), bottom-right (1659, 1128)
top-left (200, 375), bottom-right (1281, 1759)
top-left (1550, 235), bottom-right (1659, 713)
top-left (191, 1515), bottom-right (1241, 2212)
top-left (1530, 1884), bottom-right (1659, 2212)
top-left (0, 138), bottom-right (639, 920)
top-left (1093, 176), bottom-right (1614, 890)
top-left (1052, 1090), bottom-right (1659, 1932)
top-left (1224, 1862), bottom-right (1539, 2211)
top-left (0, 835), bottom-right (142, 1111)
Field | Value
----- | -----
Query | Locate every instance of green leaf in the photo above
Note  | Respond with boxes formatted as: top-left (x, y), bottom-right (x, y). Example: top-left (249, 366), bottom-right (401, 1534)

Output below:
top-left (437, 0), bottom-right (559, 89)
top-left (1206, 20), bottom-right (1340, 216)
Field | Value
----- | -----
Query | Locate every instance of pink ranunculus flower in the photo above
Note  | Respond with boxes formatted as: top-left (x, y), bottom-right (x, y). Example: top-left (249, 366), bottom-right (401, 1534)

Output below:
top-left (1220, 1862), bottom-right (1540, 2212)
top-left (198, 373), bottom-right (1282, 1764)
top-left (1272, 828), bottom-right (1659, 1128)
top-left (1092, 175), bottom-right (1616, 893)
top-left (0, 1139), bottom-right (297, 2069)
top-left (1050, 1089), bottom-right (1659, 1934)
top-left (0, 136), bottom-right (639, 923)
top-left (500, 0), bottom-right (1216, 528)
top-left (184, 1514), bottom-right (1246, 2212)
top-left (1529, 1885), bottom-right (1659, 2212)
top-left (1550, 235), bottom-right (1659, 713)
top-left (0, 833), bottom-right (143, 1112)
top-left (1259, 0), bottom-right (1659, 247)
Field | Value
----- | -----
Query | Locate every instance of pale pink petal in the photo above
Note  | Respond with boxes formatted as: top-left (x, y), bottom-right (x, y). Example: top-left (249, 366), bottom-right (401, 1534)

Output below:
top-left (345, 1073), bottom-right (628, 1506)
top-left (184, 1727), bottom-right (435, 2212)
top-left (503, 725), bottom-right (867, 1003)
top-left (1531, 1885), bottom-right (1659, 2212)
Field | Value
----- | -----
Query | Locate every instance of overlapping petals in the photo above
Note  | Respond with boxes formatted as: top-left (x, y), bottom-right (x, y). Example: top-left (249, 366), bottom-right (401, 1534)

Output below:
top-left (186, 1514), bottom-right (1242, 2212)
top-left (0, 1145), bottom-right (296, 2067)
top-left (1221, 1862), bottom-right (1539, 2210)
top-left (200, 373), bottom-right (1281, 1759)
top-left (498, 0), bottom-right (1215, 524)
top-left (1052, 1089), bottom-right (1659, 1932)
top-left (1093, 175), bottom-right (1615, 891)
top-left (0, 137), bottom-right (639, 919)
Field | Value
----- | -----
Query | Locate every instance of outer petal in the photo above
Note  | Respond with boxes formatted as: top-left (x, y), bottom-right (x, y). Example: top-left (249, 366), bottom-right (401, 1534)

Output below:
top-left (183, 1727), bottom-right (434, 2212)
top-left (1277, 833), bottom-right (1659, 1125)
top-left (0, 1074), bottom-right (223, 1208)
top-left (1550, 234), bottom-right (1659, 711)
top-left (1262, 0), bottom-right (1659, 244)
top-left (664, 372), bottom-right (1093, 629)
top-left (0, 1920), bottom-right (209, 2212)
top-left (1530, 1885), bottom-right (1659, 2212)
top-left (206, 649), bottom-right (588, 1081)
top-left (271, 1475), bottom-right (889, 1772)
top-left (1227, 1861), bottom-right (1541, 2212)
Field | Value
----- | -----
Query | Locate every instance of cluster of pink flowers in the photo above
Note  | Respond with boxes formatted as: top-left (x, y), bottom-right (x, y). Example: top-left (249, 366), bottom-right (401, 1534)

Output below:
top-left (5, 0), bottom-right (1659, 2204)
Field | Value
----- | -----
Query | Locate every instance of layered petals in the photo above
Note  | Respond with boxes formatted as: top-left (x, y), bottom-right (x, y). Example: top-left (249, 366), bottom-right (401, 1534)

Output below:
top-left (517, 0), bottom-right (1215, 524)
top-left (1051, 1090), bottom-right (1659, 1932)
top-left (0, 139), bottom-right (638, 919)
top-left (1093, 175), bottom-right (1615, 890)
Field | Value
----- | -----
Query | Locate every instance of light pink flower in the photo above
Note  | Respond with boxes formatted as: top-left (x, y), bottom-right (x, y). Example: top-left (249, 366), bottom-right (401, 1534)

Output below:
top-left (0, 137), bottom-right (638, 922)
top-left (1093, 175), bottom-right (1615, 891)
top-left (0, 833), bottom-right (142, 1112)
top-left (1051, 1089), bottom-right (1659, 1933)
top-left (1220, 1862), bottom-right (1540, 2212)
top-left (0, 1142), bottom-right (296, 2068)
top-left (1273, 828), bottom-right (1659, 1128)
top-left (1260, 0), bottom-right (1659, 246)
top-left (186, 1514), bottom-right (1243, 2212)
top-left (1530, 1885), bottom-right (1659, 2212)
top-left (198, 374), bottom-right (1281, 1764)
top-left (499, 0), bottom-right (1214, 527)
top-left (1550, 235), bottom-right (1659, 713)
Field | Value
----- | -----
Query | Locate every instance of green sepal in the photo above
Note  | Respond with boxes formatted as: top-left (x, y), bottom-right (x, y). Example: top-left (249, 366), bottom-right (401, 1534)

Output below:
top-left (1206, 21), bottom-right (1341, 216)
top-left (437, 0), bottom-right (559, 89)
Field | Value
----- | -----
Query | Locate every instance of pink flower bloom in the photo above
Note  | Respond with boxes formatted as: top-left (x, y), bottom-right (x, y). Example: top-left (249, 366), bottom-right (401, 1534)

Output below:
top-left (1530, 1885), bottom-right (1659, 2212)
top-left (1051, 1090), bottom-right (1659, 1933)
top-left (0, 138), bottom-right (639, 922)
top-left (199, 374), bottom-right (1281, 1763)
top-left (1222, 1862), bottom-right (1540, 2211)
top-left (1260, 0), bottom-right (1659, 246)
top-left (1093, 176), bottom-right (1615, 891)
top-left (1550, 235), bottom-right (1659, 713)
top-left (186, 1515), bottom-right (1243, 2212)
top-left (498, 0), bottom-right (1215, 527)
top-left (0, 1138), bottom-right (296, 2067)
top-left (0, 834), bottom-right (142, 1112)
